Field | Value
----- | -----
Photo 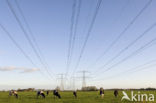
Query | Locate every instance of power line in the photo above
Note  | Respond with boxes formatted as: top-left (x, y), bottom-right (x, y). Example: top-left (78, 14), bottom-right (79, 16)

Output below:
top-left (94, 37), bottom-right (156, 77)
top-left (6, 0), bottom-right (54, 79)
top-left (85, 0), bottom-right (130, 71)
top-left (0, 23), bottom-right (35, 68)
top-left (71, 0), bottom-right (102, 76)
top-left (93, 23), bottom-right (156, 74)
top-left (14, 0), bottom-right (55, 76)
top-left (0, 23), bottom-right (51, 80)
top-left (70, 0), bottom-right (82, 64)
top-left (111, 0), bottom-right (130, 25)
top-left (86, 0), bottom-right (153, 70)
top-left (66, 0), bottom-right (76, 75)
top-left (94, 59), bottom-right (156, 81)
top-left (127, 63), bottom-right (156, 74)
top-left (66, 0), bottom-right (82, 77)
top-left (68, 0), bottom-right (82, 76)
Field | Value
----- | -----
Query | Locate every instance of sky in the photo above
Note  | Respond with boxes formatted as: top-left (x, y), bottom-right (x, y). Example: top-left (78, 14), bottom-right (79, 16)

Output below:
top-left (0, 0), bottom-right (156, 90)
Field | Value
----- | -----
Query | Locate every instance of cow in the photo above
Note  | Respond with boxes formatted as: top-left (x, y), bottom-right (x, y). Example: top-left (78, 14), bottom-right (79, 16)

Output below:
top-left (114, 90), bottom-right (118, 98)
top-left (36, 90), bottom-right (45, 99)
top-left (73, 91), bottom-right (77, 98)
top-left (9, 90), bottom-right (13, 96)
top-left (40, 90), bottom-right (45, 98)
top-left (46, 91), bottom-right (49, 96)
top-left (9, 90), bottom-right (18, 98)
top-left (13, 91), bottom-right (18, 98)
top-left (36, 91), bottom-right (40, 98)
top-left (53, 90), bottom-right (61, 99)
top-left (9, 91), bottom-right (18, 98)
top-left (99, 88), bottom-right (104, 98)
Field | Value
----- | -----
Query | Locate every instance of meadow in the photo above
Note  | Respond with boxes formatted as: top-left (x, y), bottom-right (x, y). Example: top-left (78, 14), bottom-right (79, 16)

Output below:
top-left (0, 90), bottom-right (156, 103)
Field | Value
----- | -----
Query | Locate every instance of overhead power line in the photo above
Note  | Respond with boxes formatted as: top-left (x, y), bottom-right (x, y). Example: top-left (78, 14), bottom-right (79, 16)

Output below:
top-left (71, 0), bottom-right (102, 76)
top-left (66, 0), bottom-right (77, 75)
top-left (14, 0), bottom-right (54, 76)
top-left (94, 37), bottom-right (156, 77)
top-left (93, 23), bottom-right (156, 74)
top-left (70, 0), bottom-right (82, 63)
top-left (66, 0), bottom-right (82, 77)
top-left (111, 0), bottom-right (130, 25)
top-left (6, 0), bottom-right (54, 79)
top-left (86, 0), bottom-right (153, 70)
top-left (94, 59), bottom-right (156, 81)
top-left (0, 23), bottom-right (51, 80)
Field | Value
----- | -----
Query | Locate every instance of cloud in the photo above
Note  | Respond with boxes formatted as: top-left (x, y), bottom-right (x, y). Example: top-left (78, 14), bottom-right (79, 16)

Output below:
top-left (0, 66), bottom-right (39, 73)
top-left (0, 66), bottom-right (17, 71)
top-left (21, 68), bottom-right (39, 73)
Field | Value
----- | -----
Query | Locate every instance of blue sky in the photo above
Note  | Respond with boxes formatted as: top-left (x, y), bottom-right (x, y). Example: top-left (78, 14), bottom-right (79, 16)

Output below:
top-left (0, 0), bottom-right (156, 90)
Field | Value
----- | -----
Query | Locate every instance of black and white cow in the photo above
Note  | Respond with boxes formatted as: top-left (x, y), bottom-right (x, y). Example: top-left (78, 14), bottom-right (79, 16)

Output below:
top-left (99, 88), bottom-right (104, 98)
top-left (53, 90), bottom-right (61, 99)
top-left (73, 91), bottom-right (77, 98)
top-left (9, 91), bottom-right (18, 98)
top-left (36, 90), bottom-right (45, 99)
top-left (114, 90), bottom-right (118, 98)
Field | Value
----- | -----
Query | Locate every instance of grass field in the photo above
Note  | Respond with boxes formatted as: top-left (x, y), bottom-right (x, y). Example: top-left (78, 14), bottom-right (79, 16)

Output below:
top-left (0, 90), bottom-right (156, 103)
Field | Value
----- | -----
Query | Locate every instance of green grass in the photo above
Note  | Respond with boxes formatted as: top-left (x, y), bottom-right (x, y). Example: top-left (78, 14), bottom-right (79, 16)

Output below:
top-left (0, 90), bottom-right (156, 103)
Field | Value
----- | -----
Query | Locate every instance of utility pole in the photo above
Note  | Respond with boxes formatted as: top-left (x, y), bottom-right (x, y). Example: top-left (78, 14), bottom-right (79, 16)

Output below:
top-left (82, 71), bottom-right (86, 88)
top-left (78, 70), bottom-right (90, 88)
top-left (71, 76), bottom-right (76, 90)
top-left (57, 74), bottom-right (65, 91)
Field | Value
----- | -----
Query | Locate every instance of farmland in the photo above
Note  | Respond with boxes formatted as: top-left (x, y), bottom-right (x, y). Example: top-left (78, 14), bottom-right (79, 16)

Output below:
top-left (0, 90), bottom-right (156, 103)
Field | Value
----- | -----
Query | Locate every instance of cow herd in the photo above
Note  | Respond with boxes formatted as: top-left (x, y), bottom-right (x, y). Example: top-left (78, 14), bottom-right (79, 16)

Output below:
top-left (9, 89), bottom-right (119, 99)
top-left (9, 90), bottom-right (77, 99)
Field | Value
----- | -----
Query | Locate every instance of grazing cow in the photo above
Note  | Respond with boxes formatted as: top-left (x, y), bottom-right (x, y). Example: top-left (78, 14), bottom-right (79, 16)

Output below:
top-left (114, 90), bottom-right (118, 98)
top-left (53, 90), bottom-right (61, 99)
top-left (36, 90), bottom-right (45, 99)
top-left (9, 90), bottom-right (18, 98)
top-left (9, 91), bottom-right (13, 96)
top-left (13, 91), bottom-right (18, 99)
top-left (99, 88), bottom-right (104, 98)
top-left (40, 91), bottom-right (45, 98)
top-left (73, 91), bottom-right (77, 98)
top-left (46, 91), bottom-right (49, 96)
top-left (36, 91), bottom-right (40, 98)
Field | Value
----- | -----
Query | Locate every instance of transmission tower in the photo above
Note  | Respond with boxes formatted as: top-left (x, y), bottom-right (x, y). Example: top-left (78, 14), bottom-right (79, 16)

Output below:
top-left (78, 70), bottom-right (90, 88)
top-left (57, 74), bottom-right (65, 91)
top-left (71, 76), bottom-right (76, 90)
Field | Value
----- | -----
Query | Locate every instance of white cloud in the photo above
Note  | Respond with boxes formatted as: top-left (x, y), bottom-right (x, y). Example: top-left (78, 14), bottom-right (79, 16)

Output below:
top-left (0, 66), bottom-right (17, 71)
top-left (21, 68), bottom-right (39, 73)
top-left (0, 66), bottom-right (39, 73)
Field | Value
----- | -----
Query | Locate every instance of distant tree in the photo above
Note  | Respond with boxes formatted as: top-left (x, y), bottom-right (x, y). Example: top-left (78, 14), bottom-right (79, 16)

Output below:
top-left (81, 86), bottom-right (97, 91)
top-left (145, 87), bottom-right (156, 90)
